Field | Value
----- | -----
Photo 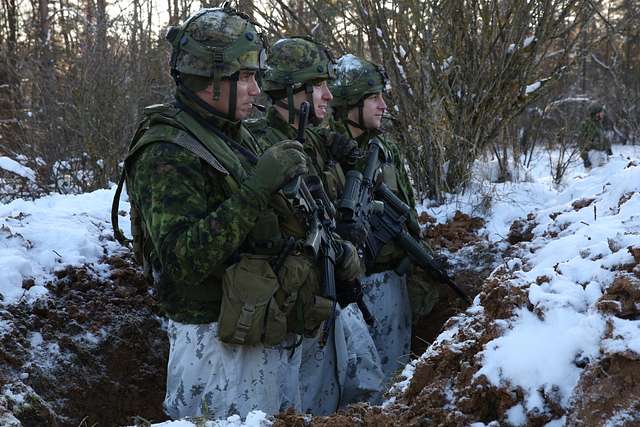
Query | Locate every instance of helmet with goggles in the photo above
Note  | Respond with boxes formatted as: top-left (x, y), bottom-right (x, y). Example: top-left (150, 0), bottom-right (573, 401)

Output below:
top-left (329, 54), bottom-right (389, 128)
top-left (262, 36), bottom-right (336, 124)
top-left (165, 3), bottom-right (266, 119)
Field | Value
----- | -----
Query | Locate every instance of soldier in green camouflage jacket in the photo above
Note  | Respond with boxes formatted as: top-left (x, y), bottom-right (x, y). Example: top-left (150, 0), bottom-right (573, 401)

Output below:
top-left (245, 37), bottom-right (384, 415)
top-left (116, 6), bottom-right (361, 420)
top-left (579, 103), bottom-right (612, 169)
top-left (328, 54), bottom-right (440, 385)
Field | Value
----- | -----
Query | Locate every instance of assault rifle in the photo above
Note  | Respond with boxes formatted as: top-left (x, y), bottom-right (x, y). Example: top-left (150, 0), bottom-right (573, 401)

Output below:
top-left (281, 101), bottom-right (367, 344)
top-left (337, 138), bottom-right (472, 306)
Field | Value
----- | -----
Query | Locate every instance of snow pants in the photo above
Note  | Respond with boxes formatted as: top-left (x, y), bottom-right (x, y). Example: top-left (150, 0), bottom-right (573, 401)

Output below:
top-left (587, 149), bottom-right (609, 168)
top-left (163, 320), bottom-right (302, 420)
top-left (360, 270), bottom-right (412, 387)
top-left (299, 304), bottom-right (384, 415)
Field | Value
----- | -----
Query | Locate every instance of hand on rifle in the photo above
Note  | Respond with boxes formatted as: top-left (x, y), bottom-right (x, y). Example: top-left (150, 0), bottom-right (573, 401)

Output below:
top-left (335, 240), bottom-right (364, 283)
top-left (327, 132), bottom-right (361, 168)
top-left (336, 220), bottom-right (369, 247)
top-left (243, 140), bottom-right (308, 199)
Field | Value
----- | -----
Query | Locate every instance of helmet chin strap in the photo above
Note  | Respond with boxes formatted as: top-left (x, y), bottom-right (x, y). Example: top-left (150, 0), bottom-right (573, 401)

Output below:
top-left (178, 77), bottom-right (240, 122)
top-left (346, 98), bottom-right (366, 130)
top-left (225, 73), bottom-right (239, 121)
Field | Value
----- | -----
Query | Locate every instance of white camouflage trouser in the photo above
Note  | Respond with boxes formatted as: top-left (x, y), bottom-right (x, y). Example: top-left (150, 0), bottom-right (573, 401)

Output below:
top-left (360, 270), bottom-right (412, 387)
top-left (163, 320), bottom-right (302, 420)
top-left (299, 304), bottom-right (384, 415)
top-left (588, 150), bottom-right (608, 168)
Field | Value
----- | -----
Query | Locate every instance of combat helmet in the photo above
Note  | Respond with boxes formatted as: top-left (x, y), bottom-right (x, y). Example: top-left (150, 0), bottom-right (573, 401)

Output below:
top-left (165, 2), bottom-right (266, 120)
top-left (262, 36), bottom-right (336, 124)
top-left (588, 102), bottom-right (605, 118)
top-left (329, 54), bottom-right (389, 129)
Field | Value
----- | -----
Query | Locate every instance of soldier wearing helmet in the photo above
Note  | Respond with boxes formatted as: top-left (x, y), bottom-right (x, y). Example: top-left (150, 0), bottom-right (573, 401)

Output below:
top-left (245, 38), bottom-right (384, 415)
top-left (245, 37), bottom-right (361, 201)
top-left (578, 102), bottom-right (612, 169)
top-left (328, 54), bottom-right (441, 386)
top-left (115, 5), bottom-right (362, 419)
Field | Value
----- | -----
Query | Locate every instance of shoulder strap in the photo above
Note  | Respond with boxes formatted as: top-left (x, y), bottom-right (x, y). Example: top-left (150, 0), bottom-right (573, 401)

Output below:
top-left (111, 123), bottom-right (236, 247)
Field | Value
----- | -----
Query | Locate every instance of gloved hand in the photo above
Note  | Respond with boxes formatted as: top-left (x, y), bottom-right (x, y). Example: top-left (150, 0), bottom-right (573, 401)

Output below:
top-left (336, 278), bottom-right (364, 308)
top-left (606, 148), bottom-right (613, 156)
top-left (335, 240), bottom-right (364, 283)
top-left (243, 140), bottom-right (308, 202)
top-left (336, 220), bottom-right (369, 246)
top-left (327, 132), bottom-right (361, 167)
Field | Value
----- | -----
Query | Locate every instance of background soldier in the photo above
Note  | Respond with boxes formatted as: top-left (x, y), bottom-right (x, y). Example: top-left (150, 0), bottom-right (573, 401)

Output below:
top-left (328, 54), bottom-right (441, 385)
top-left (245, 37), bottom-right (383, 415)
top-left (579, 102), bottom-right (612, 169)
top-left (119, 6), bottom-right (360, 419)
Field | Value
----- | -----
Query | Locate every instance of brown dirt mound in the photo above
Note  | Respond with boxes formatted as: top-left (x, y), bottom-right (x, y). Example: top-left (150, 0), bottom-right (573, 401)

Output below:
top-left (389, 271), bottom-right (537, 426)
top-left (0, 254), bottom-right (169, 426)
top-left (507, 218), bottom-right (537, 245)
top-left (424, 211), bottom-right (485, 252)
top-left (566, 353), bottom-right (640, 426)
top-left (571, 197), bottom-right (595, 210)
top-left (597, 276), bottom-right (640, 319)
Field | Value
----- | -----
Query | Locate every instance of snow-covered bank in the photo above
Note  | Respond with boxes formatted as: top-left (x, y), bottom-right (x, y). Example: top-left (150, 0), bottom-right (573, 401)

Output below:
top-left (393, 145), bottom-right (640, 425)
top-left (0, 189), bottom-right (130, 305)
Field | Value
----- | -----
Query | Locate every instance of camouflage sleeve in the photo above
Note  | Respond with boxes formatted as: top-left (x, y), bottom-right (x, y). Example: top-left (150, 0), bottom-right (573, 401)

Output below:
top-left (129, 142), bottom-right (264, 285)
top-left (578, 120), bottom-right (597, 151)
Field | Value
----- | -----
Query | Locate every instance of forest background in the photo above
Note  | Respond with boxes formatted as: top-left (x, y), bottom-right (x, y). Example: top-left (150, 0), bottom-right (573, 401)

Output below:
top-left (0, 0), bottom-right (639, 202)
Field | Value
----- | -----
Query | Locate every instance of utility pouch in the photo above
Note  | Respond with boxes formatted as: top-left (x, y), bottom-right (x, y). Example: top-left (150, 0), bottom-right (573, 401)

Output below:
top-left (276, 254), bottom-right (332, 336)
top-left (303, 296), bottom-right (333, 334)
top-left (218, 255), bottom-right (287, 346)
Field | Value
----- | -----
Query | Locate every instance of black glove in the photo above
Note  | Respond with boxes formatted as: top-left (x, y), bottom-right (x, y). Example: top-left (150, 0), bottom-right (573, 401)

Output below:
top-left (335, 240), bottom-right (364, 282)
top-left (606, 148), bottom-right (613, 155)
top-left (336, 220), bottom-right (369, 246)
top-left (336, 278), bottom-right (363, 308)
top-left (328, 132), bottom-right (361, 167)
top-left (583, 158), bottom-right (592, 168)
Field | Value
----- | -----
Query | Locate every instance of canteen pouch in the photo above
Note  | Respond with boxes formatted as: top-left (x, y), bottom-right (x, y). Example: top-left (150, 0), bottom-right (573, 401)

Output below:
top-left (218, 255), bottom-right (287, 346)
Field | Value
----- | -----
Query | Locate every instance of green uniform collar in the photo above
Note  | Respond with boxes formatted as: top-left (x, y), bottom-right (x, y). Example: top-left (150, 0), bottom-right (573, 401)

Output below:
top-left (175, 89), bottom-right (243, 141)
top-left (265, 105), bottom-right (298, 140)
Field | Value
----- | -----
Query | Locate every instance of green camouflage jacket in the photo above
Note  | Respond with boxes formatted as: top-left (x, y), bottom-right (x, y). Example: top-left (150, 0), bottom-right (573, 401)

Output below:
top-left (578, 117), bottom-right (611, 156)
top-left (126, 92), bottom-right (309, 323)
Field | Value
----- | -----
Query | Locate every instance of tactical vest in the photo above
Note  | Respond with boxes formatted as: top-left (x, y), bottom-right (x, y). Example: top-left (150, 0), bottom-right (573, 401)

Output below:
top-left (112, 104), bottom-right (328, 338)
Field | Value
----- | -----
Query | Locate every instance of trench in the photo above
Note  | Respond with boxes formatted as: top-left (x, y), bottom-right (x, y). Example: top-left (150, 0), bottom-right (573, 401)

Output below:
top-left (0, 212), bottom-right (494, 426)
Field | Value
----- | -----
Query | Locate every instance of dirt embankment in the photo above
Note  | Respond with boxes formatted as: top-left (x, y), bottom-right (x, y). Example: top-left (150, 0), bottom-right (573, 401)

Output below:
top-left (0, 254), bottom-right (169, 426)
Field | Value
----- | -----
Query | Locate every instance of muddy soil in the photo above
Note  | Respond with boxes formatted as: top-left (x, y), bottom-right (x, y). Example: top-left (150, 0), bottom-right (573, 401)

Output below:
top-left (0, 254), bottom-right (169, 426)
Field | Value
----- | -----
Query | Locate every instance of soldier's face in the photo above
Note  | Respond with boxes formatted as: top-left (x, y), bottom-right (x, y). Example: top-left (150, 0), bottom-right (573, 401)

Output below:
top-left (350, 92), bottom-right (387, 129)
top-left (200, 70), bottom-right (260, 120)
top-left (312, 80), bottom-right (333, 120)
